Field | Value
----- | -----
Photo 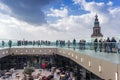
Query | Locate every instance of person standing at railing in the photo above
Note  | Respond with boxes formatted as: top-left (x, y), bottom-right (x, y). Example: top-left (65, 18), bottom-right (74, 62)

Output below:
top-left (2, 40), bottom-right (4, 48)
top-left (60, 40), bottom-right (62, 47)
top-left (117, 40), bottom-right (120, 53)
top-left (8, 40), bottom-right (12, 48)
top-left (63, 40), bottom-right (65, 47)
top-left (106, 37), bottom-right (111, 53)
top-left (33, 40), bottom-right (35, 46)
top-left (37, 40), bottom-right (41, 47)
top-left (111, 37), bottom-right (117, 53)
top-left (22, 40), bottom-right (24, 45)
top-left (73, 38), bottom-right (76, 50)
top-left (103, 39), bottom-right (107, 52)
top-left (99, 39), bottom-right (103, 52)
top-left (79, 40), bottom-right (82, 50)
top-left (56, 40), bottom-right (58, 47)
top-left (83, 40), bottom-right (86, 50)
top-left (94, 38), bottom-right (98, 52)
top-left (17, 40), bottom-right (19, 46)
top-left (68, 40), bottom-right (71, 48)
top-left (78, 40), bottom-right (86, 50)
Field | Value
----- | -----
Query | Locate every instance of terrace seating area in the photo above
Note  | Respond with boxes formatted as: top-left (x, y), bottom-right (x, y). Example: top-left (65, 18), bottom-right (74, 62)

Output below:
top-left (0, 68), bottom-right (76, 80)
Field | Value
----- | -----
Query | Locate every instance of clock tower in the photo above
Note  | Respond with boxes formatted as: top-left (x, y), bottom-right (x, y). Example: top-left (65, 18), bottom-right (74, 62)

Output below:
top-left (91, 15), bottom-right (103, 39)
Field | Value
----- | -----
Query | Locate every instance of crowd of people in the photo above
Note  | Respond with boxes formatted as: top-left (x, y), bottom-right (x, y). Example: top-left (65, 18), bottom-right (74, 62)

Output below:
top-left (1, 39), bottom-right (86, 50)
top-left (55, 39), bottom-right (86, 50)
top-left (0, 68), bottom-right (16, 80)
top-left (1, 40), bottom-right (51, 48)
top-left (94, 37), bottom-right (120, 53)
top-left (1, 38), bottom-right (120, 53)
top-left (0, 66), bottom-right (76, 80)
top-left (22, 66), bottom-right (76, 80)
top-left (17, 40), bottom-right (51, 46)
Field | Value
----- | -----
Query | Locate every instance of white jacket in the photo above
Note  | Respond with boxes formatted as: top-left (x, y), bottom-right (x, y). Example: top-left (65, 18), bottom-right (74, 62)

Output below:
top-left (117, 43), bottom-right (120, 49)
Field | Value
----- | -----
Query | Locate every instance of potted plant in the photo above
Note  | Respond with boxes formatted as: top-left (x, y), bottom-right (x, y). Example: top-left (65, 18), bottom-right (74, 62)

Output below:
top-left (23, 67), bottom-right (35, 80)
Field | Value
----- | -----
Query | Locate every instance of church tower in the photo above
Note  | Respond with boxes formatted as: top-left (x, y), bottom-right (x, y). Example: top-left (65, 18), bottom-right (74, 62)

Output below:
top-left (91, 15), bottom-right (103, 39)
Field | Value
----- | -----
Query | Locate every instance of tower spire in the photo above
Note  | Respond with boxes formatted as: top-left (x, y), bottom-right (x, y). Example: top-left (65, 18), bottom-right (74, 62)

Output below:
top-left (94, 14), bottom-right (99, 27)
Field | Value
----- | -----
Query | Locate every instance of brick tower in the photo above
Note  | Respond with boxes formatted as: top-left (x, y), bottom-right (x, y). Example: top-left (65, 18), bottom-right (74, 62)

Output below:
top-left (91, 15), bottom-right (103, 39)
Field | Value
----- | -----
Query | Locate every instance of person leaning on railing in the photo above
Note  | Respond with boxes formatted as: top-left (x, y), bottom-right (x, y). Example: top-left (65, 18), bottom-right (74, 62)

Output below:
top-left (117, 40), bottom-right (120, 53)
top-left (106, 37), bottom-right (111, 53)
top-left (68, 40), bottom-right (71, 48)
top-left (103, 39), bottom-right (107, 52)
top-left (111, 37), bottom-right (117, 53)
top-left (99, 39), bottom-right (103, 52)
top-left (94, 38), bottom-right (98, 52)
top-left (2, 40), bottom-right (4, 48)
top-left (8, 40), bottom-right (12, 48)
top-left (73, 38), bottom-right (76, 50)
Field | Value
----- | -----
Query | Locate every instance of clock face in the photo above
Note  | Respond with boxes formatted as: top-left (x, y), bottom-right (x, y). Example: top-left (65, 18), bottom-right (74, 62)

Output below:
top-left (92, 27), bottom-right (103, 37)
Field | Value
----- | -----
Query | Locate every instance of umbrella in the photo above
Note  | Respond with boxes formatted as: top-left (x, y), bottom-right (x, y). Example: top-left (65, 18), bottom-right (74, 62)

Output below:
top-left (56, 69), bottom-right (60, 73)
top-left (5, 72), bottom-right (11, 75)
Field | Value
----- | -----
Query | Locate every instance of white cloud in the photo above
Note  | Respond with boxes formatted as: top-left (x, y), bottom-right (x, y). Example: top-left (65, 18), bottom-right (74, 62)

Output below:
top-left (73, 0), bottom-right (107, 14)
top-left (0, 12), bottom-right (49, 40)
top-left (0, 2), bottom-right (11, 14)
top-left (47, 7), bottom-right (68, 18)
top-left (107, 1), bottom-right (113, 6)
top-left (109, 7), bottom-right (120, 17)
top-left (0, 0), bottom-right (120, 41)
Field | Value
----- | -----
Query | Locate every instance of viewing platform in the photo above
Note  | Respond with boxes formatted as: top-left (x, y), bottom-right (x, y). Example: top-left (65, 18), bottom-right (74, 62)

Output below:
top-left (0, 44), bottom-right (120, 80)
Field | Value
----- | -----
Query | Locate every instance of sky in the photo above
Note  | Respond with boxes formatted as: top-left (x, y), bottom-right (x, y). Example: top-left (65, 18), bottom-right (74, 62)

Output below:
top-left (0, 0), bottom-right (120, 41)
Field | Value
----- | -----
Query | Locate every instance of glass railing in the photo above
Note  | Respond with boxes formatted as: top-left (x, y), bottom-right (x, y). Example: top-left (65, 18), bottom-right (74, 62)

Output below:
top-left (0, 40), bottom-right (119, 53)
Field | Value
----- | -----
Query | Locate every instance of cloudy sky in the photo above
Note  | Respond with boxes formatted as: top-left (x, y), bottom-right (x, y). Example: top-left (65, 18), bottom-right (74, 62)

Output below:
top-left (0, 0), bottom-right (120, 41)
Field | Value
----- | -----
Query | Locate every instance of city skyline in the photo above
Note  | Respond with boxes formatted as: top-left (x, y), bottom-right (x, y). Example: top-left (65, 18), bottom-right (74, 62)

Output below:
top-left (0, 0), bottom-right (120, 41)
